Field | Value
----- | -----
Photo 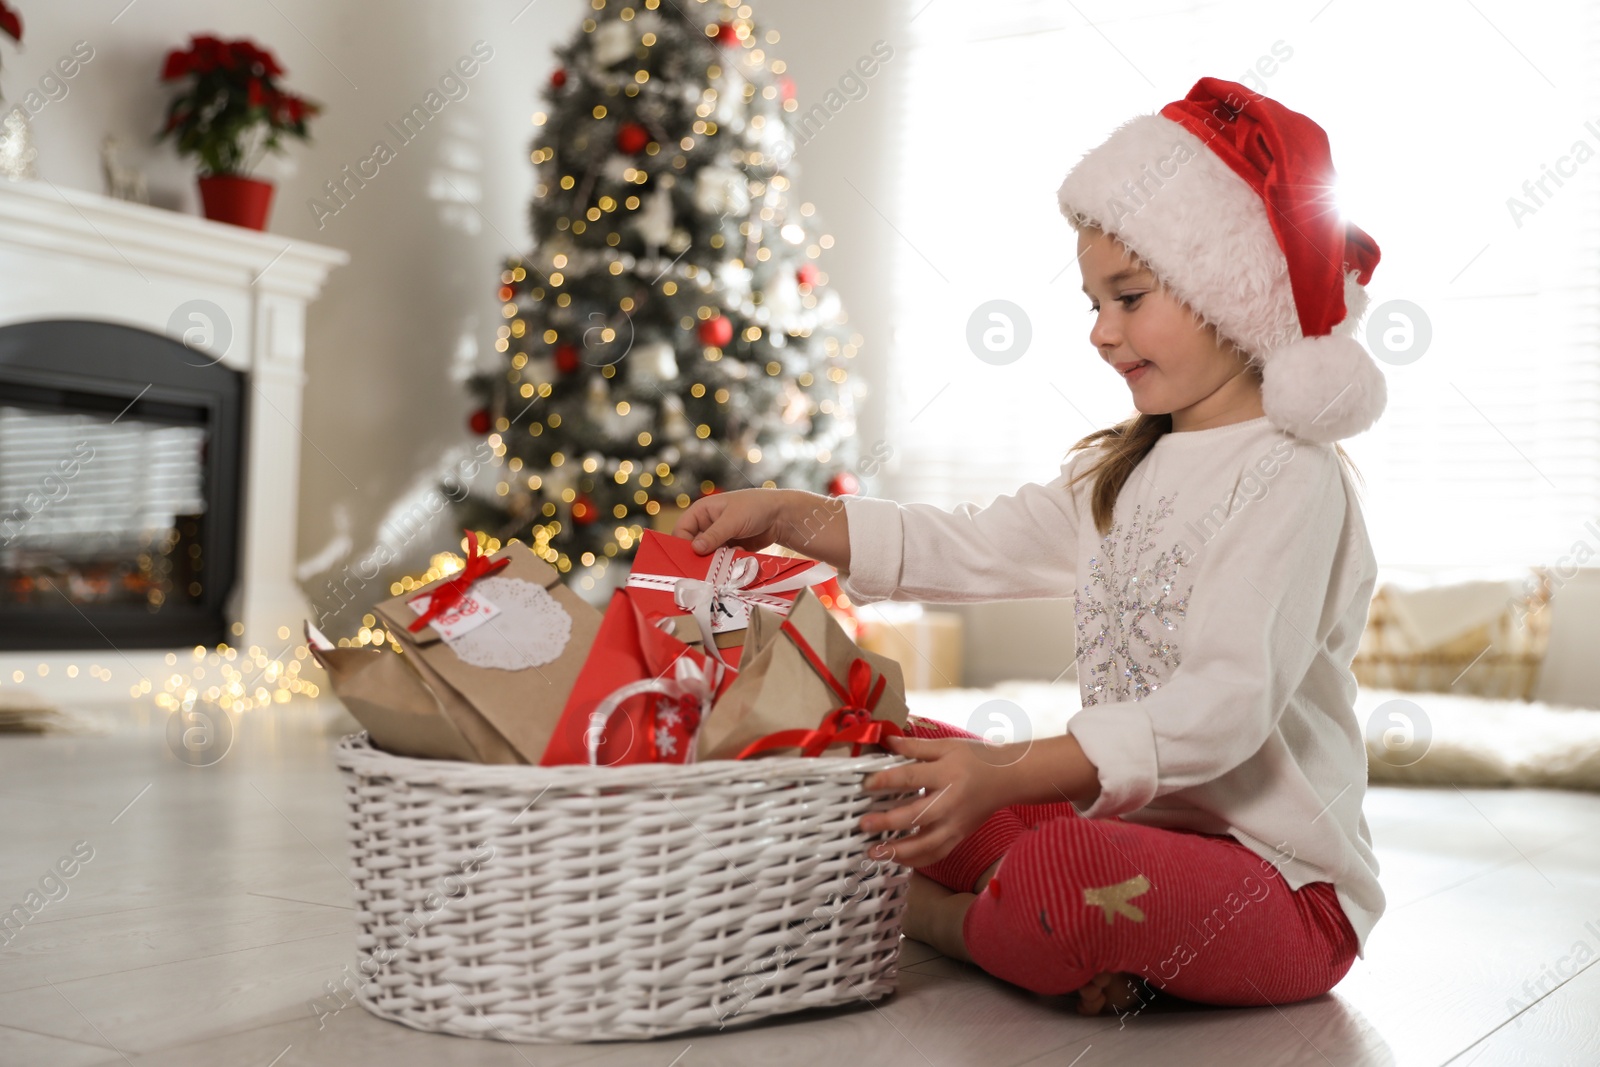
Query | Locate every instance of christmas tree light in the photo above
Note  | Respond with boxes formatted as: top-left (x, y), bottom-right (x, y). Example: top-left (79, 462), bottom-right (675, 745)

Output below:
top-left (455, 0), bottom-right (864, 598)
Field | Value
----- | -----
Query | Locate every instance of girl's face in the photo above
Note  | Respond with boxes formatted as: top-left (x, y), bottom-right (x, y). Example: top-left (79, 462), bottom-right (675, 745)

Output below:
top-left (1077, 227), bottom-right (1264, 431)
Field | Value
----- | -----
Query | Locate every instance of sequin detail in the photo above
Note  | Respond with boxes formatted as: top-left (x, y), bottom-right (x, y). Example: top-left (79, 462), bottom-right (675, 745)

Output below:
top-left (1075, 494), bottom-right (1193, 705)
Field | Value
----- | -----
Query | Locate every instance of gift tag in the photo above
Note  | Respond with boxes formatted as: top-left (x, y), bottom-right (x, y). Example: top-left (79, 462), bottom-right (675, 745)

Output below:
top-left (423, 576), bottom-right (572, 671)
top-left (408, 589), bottom-right (502, 640)
top-left (707, 592), bottom-right (751, 633)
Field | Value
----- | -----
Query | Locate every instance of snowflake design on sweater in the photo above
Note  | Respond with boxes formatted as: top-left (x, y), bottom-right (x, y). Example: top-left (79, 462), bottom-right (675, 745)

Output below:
top-left (1075, 493), bottom-right (1194, 705)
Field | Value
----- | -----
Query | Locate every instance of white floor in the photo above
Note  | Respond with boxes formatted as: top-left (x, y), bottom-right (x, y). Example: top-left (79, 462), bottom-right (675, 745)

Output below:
top-left (2, 700), bottom-right (1599, 1066)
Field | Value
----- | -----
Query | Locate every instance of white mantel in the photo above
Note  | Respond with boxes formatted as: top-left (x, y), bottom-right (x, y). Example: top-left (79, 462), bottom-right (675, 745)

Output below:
top-left (0, 177), bottom-right (347, 656)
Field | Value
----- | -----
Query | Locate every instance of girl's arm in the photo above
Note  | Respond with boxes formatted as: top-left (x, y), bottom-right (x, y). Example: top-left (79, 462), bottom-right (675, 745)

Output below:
top-left (674, 455), bottom-right (1087, 606)
top-left (834, 455), bottom-right (1086, 605)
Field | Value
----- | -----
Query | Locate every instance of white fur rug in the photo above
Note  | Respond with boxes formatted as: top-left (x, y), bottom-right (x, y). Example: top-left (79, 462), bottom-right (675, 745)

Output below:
top-left (906, 683), bottom-right (1600, 792)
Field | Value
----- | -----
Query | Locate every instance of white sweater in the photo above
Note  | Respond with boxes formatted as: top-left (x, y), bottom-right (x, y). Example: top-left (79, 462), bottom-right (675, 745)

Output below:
top-left (839, 416), bottom-right (1385, 958)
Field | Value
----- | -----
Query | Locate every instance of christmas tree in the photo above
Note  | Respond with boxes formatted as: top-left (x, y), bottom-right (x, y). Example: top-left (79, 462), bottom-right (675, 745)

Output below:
top-left (457, 0), bottom-right (865, 597)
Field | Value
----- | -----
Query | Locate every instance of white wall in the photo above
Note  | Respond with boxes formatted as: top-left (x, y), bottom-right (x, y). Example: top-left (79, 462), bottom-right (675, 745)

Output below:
top-left (5, 0), bottom-right (905, 617)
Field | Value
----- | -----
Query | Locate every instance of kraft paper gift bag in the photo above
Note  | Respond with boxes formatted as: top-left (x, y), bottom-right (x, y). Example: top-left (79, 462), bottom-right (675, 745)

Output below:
top-left (305, 623), bottom-right (517, 763)
top-left (697, 587), bottom-right (908, 761)
top-left (372, 537), bottom-right (603, 765)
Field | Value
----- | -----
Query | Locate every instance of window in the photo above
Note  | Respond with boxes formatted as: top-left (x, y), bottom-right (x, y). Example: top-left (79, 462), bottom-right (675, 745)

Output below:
top-left (883, 0), bottom-right (1599, 569)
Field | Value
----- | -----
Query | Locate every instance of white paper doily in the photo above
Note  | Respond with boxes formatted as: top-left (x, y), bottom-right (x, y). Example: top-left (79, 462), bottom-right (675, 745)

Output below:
top-left (436, 576), bottom-right (572, 671)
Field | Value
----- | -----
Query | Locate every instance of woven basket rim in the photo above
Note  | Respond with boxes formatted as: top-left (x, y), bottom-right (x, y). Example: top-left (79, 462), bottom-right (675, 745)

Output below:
top-left (334, 731), bottom-right (912, 788)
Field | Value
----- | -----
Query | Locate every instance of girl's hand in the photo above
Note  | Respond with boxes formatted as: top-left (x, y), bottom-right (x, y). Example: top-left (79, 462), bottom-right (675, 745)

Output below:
top-left (858, 734), bottom-right (1012, 869)
top-left (674, 485), bottom-right (854, 570)
top-left (673, 488), bottom-right (796, 554)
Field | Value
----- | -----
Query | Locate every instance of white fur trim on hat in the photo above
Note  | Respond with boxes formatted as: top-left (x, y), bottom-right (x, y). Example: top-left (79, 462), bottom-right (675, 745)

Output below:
top-left (1058, 113), bottom-right (1386, 441)
top-left (1058, 114), bottom-right (1300, 356)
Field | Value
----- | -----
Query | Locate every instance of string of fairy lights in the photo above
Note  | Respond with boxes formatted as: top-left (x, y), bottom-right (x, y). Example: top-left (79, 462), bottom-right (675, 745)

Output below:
top-left (3, 627), bottom-right (321, 709)
top-left (0, 550), bottom-right (482, 711)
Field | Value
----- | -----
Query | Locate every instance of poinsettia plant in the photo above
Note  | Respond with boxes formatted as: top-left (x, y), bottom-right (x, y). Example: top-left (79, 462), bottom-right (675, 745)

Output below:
top-left (156, 35), bottom-right (320, 176)
top-left (0, 2), bottom-right (22, 101)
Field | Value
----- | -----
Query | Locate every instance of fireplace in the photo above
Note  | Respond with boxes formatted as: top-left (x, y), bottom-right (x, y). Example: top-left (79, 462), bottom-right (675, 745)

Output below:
top-left (0, 177), bottom-right (345, 672)
top-left (0, 320), bottom-right (245, 650)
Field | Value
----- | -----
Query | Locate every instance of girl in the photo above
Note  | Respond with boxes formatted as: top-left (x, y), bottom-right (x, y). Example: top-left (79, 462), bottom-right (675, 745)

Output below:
top-left (673, 77), bottom-right (1386, 1016)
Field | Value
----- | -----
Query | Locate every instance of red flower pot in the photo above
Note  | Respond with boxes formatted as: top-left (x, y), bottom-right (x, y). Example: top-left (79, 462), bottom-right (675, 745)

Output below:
top-left (197, 174), bottom-right (276, 230)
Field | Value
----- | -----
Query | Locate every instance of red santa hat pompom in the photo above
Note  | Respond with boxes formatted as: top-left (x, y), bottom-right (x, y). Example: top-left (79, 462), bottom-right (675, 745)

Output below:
top-left (1056, 77), bottom-right (1385, 443)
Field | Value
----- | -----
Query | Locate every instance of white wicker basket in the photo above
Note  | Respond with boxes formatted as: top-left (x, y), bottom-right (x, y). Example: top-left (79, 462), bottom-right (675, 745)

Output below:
top-left (334, 732), bottom-right (918, 1043)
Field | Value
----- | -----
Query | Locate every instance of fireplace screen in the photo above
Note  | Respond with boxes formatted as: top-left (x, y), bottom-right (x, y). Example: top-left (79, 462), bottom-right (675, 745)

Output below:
top-left (2, 405), bottom-right (209, 609)
top-left (0, 320), bottom-right (243, 651)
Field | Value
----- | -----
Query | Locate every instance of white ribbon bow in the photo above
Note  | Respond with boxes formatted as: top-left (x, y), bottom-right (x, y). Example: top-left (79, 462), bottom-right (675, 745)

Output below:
top-left (627, 547), bottom-right (836, 667)
top-left (585, 655), bottom-right (724, 767)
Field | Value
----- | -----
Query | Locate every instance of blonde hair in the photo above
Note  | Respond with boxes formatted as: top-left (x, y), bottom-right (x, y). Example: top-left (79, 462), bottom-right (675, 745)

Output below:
top-left (1068, 227), bottom-right (1363, 537)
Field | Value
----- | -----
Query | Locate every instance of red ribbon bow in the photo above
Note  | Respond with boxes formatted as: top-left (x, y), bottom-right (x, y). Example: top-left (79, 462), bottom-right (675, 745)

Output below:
top-left (406, 530), bottom-right (511, 634)
top-left (735, 619), bottom-right (903, 759)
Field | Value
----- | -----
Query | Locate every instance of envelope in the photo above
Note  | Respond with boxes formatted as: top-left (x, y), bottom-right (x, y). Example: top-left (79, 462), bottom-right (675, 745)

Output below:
top-left (540, 592), bottom-right (733, 767)
top-left (622, 530), bottom-right (837, 669)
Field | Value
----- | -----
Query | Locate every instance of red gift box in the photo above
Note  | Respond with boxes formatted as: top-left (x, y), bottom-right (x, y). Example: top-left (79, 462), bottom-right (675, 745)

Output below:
top-left (540, 590), bottom-right (732, 767)
top-left (622, 530), bottom-right (837, 669)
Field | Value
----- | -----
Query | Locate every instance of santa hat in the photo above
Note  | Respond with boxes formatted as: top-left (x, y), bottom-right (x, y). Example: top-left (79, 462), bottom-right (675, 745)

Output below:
top-left (1057, 77), bottom-right (1385, 443)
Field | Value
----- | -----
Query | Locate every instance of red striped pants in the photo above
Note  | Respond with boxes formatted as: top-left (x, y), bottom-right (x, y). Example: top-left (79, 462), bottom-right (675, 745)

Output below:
top-left (905, 718), bottom-right (1359, 1006)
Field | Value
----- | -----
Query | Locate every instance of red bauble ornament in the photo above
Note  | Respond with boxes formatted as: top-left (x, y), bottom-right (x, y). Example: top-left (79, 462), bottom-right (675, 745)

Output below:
top-left (468, 408), bottom-right (492, 435)
top-left (714, 22), bottom-right (741, 45)
top-left (796, 261), bottom-right (819, 288)
top-left (554, 342), bottom-right (580, 373)
top-left (697, 315), bottom-right (733, 347)
top-left (616, 121), bottom-right (651, 154)
top-left (550, 67), bottom-right (567, 88)
top-left (571, 495), bottom-right (598, 525)
top-left (828, 471), bottom-right (860, 497)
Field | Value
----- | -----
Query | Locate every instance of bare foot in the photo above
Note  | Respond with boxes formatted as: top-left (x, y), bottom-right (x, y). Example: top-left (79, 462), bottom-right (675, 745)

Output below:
top-left (1075, 971), bottom-right (1150, 1016)
top-left (903, 872), bottom-right (975, 963)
